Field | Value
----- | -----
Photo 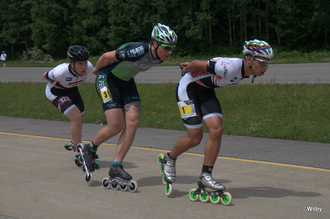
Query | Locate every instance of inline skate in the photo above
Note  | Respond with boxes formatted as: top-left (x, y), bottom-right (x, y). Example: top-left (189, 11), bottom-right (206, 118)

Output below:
top-left (64, 141), bottom-right (99, 168)
top-left (64, 141), bottom-right (83, 167)
top-left (189, 172), bottom-right (232, 205)
top-left (76, 143), bottom-right (99, 184)
top-left (157, 153), bottom-right (176, 196)
top-left (102, 164), bottom-right (138, 193)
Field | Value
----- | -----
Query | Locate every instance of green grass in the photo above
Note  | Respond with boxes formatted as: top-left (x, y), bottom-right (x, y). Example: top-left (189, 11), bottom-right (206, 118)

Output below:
top-left (0, 82), bottom-right (329, 143)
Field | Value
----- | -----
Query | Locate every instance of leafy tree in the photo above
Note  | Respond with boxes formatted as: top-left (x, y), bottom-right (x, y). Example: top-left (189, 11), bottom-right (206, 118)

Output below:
top-left (68, 0), bottom-right (109, 55)
top-left (0, 0), bottom-right (329, 59)
top-left (29, 0), bottom-right (70, 57)
top-left (106, 0), bottom-right (152, 47)
top-left (0, 0), bottom-right (32, 58)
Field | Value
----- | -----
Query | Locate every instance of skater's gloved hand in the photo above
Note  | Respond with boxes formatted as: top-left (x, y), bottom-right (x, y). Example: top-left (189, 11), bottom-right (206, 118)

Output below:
top-left (180, 63), bottom-right (188, 76)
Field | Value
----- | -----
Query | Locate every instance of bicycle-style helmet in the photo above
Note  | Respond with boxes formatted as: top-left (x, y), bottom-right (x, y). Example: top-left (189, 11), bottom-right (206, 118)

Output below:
top-left (242, 39), bottom-right (273, 59)
top-left (151, 23), bottom-right (177, 45)
top-left (67, 45), bottom-right (89, 62)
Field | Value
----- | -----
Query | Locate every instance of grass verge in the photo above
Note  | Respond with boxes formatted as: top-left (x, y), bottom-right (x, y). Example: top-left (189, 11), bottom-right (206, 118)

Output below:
top-left (0, 82), bottom-right (329, 143)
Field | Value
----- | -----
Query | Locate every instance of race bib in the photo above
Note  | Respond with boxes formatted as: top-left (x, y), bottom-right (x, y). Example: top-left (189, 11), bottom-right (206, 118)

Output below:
top-left (177, 100), bottom-right (196, 119)
top-left (100, 86), bottom-right (111, 103)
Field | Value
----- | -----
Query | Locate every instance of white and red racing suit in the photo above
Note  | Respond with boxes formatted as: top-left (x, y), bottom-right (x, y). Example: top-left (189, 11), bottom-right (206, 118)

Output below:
top-left (176, 57), bottom-right (248, 128)
top-left (44, 61), bottom-right (93, 114)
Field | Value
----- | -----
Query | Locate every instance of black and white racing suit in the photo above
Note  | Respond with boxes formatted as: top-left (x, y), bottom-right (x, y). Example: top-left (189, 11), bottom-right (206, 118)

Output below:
top-left (45, 61), bottom-right (93, 114)
top-left (177, 57), bottom-right (248, 128)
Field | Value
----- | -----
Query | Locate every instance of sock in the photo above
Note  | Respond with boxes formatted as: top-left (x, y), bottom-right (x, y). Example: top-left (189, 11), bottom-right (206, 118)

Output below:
top-left (89, 141), bottom-right (98, 152)
top-left (202, 165), bottom-right (213, 174)
top-left (167, 153), bottom-right (176, 160)
top-left (112, 162), bottom-right (122, 166)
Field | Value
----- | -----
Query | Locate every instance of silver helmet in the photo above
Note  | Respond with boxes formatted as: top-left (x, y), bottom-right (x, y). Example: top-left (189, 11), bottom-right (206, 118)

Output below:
top-left (242, 39), bottom-right (273, 59)
top-left (151, 23), bottom-right (177, 45)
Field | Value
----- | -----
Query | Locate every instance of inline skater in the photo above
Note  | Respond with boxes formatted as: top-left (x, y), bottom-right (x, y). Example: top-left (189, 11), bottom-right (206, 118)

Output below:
top-left (43, 45), bottom-right (93, 152)
top-left (0, 51), bottom-right (7, 68)
top-left (84, 23), bottom-right (177, 186)
top-left (162, 39), bottom-right (273, 194)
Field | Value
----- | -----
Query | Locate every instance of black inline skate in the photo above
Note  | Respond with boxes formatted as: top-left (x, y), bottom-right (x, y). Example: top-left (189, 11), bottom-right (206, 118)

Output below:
top-left (64, 142), bottom-right (99, 184)
top-left (64, 141), bottom-right (99, 168)
top-left (189, 172), bottom-right (232, 205)
top-left (102, 164), bottom-right (138, 193)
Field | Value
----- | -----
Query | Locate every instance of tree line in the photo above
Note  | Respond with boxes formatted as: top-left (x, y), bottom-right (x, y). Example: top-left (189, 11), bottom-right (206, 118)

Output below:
top-left (0, 0), bottom-right (329, 59)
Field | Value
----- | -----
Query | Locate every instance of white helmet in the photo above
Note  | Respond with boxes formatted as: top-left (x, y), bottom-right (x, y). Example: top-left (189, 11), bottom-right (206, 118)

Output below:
top-left (242, 39), bottom-right (273, 59)
top-left (151, 23), bottom-right (177, 45)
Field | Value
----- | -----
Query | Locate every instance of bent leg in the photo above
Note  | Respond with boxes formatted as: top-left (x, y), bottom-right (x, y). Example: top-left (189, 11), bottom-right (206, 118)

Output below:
top-left (169, 127), bottom-right (203, 159)
top-left (113, 102), bottom-right (141, 162)
top-left (92, 108), bottom-right (124, 146)
top-left (65, 106), bottom-right (84, 146)
top-left (203, 115), bottom-right (223, 166)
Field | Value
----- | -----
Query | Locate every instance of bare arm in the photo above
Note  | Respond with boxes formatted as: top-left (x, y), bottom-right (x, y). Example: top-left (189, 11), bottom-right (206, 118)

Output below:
top-left (181, 60), bottom-right (208, 73)
top-left (42, 72), bottom-right (54, 83)
top-left (93, 51), bottom-right (118, 75)
top-left (42, 72), bottom-right (48, 81)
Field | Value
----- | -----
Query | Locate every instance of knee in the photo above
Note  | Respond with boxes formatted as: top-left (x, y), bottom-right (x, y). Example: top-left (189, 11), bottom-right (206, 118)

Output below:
top-left (125, 113), bottom-right (141, 128)
top-left (127, 117), bottom-right (140, 128)
top-left (107, 121), bottom-right (124, 134)
top-left (189, 133), bottom-right (203, 146)
top-left (209, 125), bottom-right (223, 139)
top-left (191, 137), bottom-right (202, 146)
top-left (70, 113), bottom-right (84, 125)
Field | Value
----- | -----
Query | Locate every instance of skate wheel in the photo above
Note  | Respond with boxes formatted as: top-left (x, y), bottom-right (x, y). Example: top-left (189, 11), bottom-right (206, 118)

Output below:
top-left (64, 144), bottom-right (73, 151)
top-left (128, 180), bottom-right (138, 193)
top-left (120, 184), bottom-right (128, 192)
top-left (165, 183), bottom-right (172, 196)
top-left (199, 191), bottom-right (210, 203)
top-left (160, 166), bottom-right (164, 175)
top-left (220, 192), bottom-right (232, 206)
top-left (111, 181), bottom-right (119, 190)
top-left (102, 178), bottom-right (111, 189)
top-left (210, 192), bottom-right (221, 204)
top-left (189, 188), bottom-right (199, 202)
top-left (157, 153), bottom-right (164, 166)
top-left (85, 173), bottom-right (93, 184)
top-left (74, 158), bottom-right (82, 167)
top-left (162, 175), bottom-right (167, 185)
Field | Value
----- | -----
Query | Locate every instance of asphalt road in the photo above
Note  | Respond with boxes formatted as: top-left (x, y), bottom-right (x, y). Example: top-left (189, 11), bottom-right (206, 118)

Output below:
top-left (0, 64), bottom-right (329, 219)
top-left (1, 117), bottom-right (329, 219)
top-left (1, 63), bottom-right (330, 84)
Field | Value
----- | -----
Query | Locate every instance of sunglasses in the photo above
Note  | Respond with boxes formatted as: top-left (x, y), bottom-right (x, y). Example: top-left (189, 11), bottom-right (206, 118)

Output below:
top-left (160, 43), bottom-right (176, 51)
top-left (255, 58), bottom-right (271, 66)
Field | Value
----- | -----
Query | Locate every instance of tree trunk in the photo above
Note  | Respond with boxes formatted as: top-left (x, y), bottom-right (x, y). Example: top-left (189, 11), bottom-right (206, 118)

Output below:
top-left (209, 24), bottom-right (212, 49)
top-left (228, 12), bottom-right (232, 47)
top-left (11, 44), bottom-right (14, 59)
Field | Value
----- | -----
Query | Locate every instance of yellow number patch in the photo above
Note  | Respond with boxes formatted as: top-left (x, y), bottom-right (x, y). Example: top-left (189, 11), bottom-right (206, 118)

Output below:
top-left (100, 87), bottom-right (111, 103)
top-left (177, 100), bottom-right (196, 119)
top-left (179, 105), bottom-right (192, 116)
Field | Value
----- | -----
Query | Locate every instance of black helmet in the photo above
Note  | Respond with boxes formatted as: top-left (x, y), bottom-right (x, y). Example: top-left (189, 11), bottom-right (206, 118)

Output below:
top-left (67, 45), bottom-right (89, 62)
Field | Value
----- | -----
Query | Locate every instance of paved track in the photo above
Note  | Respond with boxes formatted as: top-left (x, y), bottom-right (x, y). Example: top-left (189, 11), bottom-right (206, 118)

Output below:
top-left (1, 63), bottom-right (330, 84)
top-left (0, 64), bottom-right (329, 218)
top-left (0, 117), bottom-right (329, 219)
